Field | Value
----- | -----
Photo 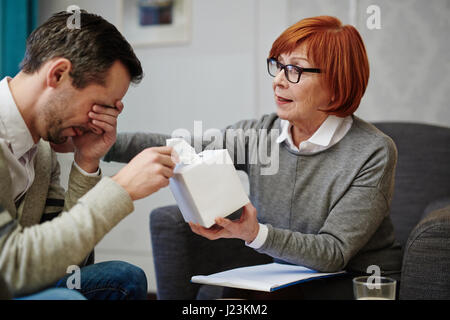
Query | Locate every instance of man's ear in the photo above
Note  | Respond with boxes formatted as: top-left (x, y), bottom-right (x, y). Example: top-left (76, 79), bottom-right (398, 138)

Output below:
top-left (46, 58), bottom-right (72, 88)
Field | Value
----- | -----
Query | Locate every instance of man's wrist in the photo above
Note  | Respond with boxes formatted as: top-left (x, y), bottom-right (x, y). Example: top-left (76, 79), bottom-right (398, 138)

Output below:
top-left (74, 153), bottom-right (100, 174)
top-left (73, 160), bottom-right (101, 177)
top-left (111, 173), bottom-right (134, 201)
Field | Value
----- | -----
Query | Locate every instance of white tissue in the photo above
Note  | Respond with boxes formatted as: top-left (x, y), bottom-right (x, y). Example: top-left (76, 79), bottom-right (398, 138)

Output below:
top-left (166, 138), bottom-right (200, 165)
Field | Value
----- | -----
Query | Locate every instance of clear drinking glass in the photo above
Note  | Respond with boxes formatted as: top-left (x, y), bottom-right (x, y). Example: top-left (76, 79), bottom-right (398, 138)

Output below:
top-left (353, 276), bottom-right (397, 300)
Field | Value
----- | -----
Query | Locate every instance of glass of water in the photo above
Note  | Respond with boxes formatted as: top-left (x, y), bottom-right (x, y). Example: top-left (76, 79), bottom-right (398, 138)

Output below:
top-left (353, 276), bottom-right (397, 300)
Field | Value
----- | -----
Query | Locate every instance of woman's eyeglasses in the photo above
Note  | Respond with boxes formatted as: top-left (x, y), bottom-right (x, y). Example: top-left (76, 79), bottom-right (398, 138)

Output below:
top-left (267, 58), bottom-right (321, 84)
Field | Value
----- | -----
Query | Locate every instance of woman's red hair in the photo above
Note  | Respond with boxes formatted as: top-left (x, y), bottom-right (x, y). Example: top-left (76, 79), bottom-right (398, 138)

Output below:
top-left (269, 16), bottom-right (369, 117)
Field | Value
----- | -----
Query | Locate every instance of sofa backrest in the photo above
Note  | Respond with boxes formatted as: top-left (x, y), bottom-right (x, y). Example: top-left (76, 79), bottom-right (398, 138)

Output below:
top-left (372, 122), bottom-right (450, 246)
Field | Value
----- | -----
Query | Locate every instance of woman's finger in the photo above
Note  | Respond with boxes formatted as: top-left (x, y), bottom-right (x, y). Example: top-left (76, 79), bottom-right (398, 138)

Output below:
top-left (188, 222), bottom-right (199, 235)
top-left (189, 222), bottom-right (227, 240)
top-left (242, 202), bottom-right (257, 219)
top-left (215, 218), bottom-right (233, 230)
top-left (189, 222), bottom-right (214, 239)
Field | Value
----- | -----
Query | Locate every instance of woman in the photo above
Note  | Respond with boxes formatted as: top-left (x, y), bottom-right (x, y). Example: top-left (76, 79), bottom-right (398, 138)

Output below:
top-left (101, 16), bottom-right (402, 298)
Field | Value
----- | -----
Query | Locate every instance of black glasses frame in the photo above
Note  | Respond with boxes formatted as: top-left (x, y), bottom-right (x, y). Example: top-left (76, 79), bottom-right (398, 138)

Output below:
top-left (267, 58), bottom-right (321, 84)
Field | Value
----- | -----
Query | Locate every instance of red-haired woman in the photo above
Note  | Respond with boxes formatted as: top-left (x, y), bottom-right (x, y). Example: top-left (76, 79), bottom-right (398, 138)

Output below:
top-left (102, 16), bottom-right (402, 299)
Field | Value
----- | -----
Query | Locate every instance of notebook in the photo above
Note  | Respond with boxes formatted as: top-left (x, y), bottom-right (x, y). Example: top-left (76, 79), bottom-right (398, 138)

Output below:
top-left (191, 262), bottom-right (346, 292)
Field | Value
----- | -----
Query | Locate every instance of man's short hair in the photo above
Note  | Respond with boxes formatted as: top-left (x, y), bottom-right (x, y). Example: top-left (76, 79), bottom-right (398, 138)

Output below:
top-left (20, 10), bottom-right (143, 88)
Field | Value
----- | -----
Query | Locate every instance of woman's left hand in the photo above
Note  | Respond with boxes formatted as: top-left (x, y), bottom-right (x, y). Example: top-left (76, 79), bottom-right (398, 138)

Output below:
top-left (189, 202), bottom-right (260, 243)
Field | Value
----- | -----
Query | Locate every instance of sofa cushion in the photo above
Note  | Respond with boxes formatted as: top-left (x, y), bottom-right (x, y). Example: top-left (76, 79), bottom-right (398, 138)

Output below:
top-left (373, 123), bottom-right (450, 246)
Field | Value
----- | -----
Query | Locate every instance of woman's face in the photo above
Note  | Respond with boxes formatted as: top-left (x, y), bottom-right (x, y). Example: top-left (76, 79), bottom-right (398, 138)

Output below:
top-left (272, 43), bottom-right (331, 125)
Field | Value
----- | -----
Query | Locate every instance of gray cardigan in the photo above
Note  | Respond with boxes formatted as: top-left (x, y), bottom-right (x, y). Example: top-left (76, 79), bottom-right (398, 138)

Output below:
top-left (104, 113), bottom-right (402, 274)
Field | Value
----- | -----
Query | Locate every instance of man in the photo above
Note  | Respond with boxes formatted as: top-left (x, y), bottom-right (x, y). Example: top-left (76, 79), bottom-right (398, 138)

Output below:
top-left (0, 11), bottom-right (175, 299)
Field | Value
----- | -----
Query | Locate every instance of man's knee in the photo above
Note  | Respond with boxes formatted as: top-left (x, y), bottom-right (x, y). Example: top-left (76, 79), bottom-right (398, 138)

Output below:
top-left (126, 263), bottom-right (148, 300)
top-left (106, 261), bottom-right (148, 300)
top-left (76, 260), bottom-right (148, 300)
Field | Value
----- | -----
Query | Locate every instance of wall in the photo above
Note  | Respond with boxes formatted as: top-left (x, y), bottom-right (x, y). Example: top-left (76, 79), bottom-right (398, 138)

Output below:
top-left (38, 0), bottom-right (450, 293)
top-left (280, 0), bottom-right (450, 125)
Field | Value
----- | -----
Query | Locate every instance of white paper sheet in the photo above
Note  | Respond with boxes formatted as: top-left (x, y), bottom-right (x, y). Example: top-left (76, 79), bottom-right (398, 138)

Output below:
top-left (191, 263), bottom-right (346, 292)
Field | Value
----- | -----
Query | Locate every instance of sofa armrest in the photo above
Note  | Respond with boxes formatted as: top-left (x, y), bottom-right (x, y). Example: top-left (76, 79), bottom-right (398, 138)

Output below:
top-left (422, 197), bottom-right (450, 219)
top-left (400, 204), bottom-right (450, 299)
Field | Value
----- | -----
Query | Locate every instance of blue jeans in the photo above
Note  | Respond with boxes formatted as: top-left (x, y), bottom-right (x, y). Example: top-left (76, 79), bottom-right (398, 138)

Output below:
top-left (16, 288), bottom-right (86, 300)
top-left (18, 261), bottom-right (147, 300)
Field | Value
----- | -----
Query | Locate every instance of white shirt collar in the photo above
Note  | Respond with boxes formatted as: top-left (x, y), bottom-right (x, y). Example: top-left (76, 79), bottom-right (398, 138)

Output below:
top-left (307, 115), bottom-right (344, 147)
top-left (276, 115), bottom-right (350, 153)
top-left (0, 77), bottom-right (37, 159)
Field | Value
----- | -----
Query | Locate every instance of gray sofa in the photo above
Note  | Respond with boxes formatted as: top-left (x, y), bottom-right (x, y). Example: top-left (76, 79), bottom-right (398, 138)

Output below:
top-left (150, 122), bottom-right (450, 300)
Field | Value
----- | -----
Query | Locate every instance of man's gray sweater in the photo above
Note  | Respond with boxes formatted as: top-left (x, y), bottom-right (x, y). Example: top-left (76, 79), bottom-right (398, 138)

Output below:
top-left (104, 113), bottom-right (402, 274)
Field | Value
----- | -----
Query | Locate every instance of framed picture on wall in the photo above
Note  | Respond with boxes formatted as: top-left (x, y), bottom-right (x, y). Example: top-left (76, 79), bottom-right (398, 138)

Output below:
top-left (118, 0), bottom-right (192, 47)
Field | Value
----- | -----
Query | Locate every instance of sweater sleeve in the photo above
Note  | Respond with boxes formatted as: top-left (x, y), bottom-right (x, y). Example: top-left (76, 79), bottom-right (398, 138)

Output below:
top-left (103, 114), bottom-right (280, 176)
top-left (103, 132), bottom-right (170, 164)
top-left (255, 136), bottom-right (398, 273)
top-left (0, 157), bottom-right (134, 297)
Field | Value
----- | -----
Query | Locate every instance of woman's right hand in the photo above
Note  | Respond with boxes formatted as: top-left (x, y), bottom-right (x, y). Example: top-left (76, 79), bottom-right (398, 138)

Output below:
top-left (189, 202), bottom-right (260, 244)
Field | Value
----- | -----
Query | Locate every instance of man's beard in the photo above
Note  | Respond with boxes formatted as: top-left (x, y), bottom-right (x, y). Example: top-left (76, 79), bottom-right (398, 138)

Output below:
top-left (45, 97), bottom-right (68, 145)
top-left (47, 119), bottom-right (67, 145)
top-left (43, 93), bottom-right (87, 144)
top-left (47, 121), bottom-right (89, 145)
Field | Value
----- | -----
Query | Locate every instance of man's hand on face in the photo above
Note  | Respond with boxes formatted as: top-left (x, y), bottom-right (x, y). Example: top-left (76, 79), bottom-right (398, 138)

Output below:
top-left (72, 101), bottom-right (124, 173)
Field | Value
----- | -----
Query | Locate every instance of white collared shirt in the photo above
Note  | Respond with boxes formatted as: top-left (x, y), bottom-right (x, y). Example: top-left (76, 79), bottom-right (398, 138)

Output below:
top-left (246, 115), bottom-right (353, 249)
top-left (0, 77), bottom-right (39, 202)
top-left (276, 115), bottom-right (353, 154)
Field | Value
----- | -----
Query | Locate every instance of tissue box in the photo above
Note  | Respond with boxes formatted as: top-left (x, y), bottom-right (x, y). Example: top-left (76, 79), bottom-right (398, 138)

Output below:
top-left (169, 149), bottom-right (249, 228)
